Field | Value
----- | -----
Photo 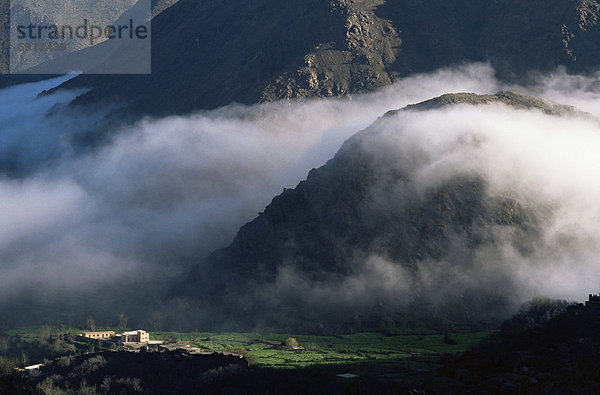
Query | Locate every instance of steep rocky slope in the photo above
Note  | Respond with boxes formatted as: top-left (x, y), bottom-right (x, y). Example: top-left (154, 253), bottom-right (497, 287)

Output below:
top-left (46, 0), bottom-right (600, 119)
top-left (0, 0), bottom-right (179, 77)
top-left (182, 92), bottom-right (588, 329)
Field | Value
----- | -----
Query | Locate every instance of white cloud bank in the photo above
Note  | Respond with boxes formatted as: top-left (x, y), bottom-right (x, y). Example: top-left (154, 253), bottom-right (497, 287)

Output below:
top-left (1, 63), bottom-right (600, 326)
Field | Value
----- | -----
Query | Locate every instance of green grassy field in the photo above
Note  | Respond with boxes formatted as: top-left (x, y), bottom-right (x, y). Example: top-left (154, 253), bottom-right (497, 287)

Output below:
top-left (2, 326), bottom-right (495, 374)
top-left (150, 330), bottom-right (495, 372)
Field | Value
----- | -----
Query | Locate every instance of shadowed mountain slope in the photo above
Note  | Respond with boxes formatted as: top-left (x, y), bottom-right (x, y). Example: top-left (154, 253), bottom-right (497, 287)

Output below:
top-left (41, 0), bottom-right (600, 119)
top-left (0, 0), bottom-right (179, 83)
top-left (181, 92), bottom-right (588, 330)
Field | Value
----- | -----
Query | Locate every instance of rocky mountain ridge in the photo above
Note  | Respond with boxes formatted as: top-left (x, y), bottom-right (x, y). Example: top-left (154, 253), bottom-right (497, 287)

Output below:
top-left (25, 0), bottom-right (600, 120)
top-left (180, 91), bottom-right (581, 329)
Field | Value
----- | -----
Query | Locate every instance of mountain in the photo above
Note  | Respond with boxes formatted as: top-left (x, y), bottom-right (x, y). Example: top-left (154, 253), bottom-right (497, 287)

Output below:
top-left (0, 0), bottom-right (179, 80)
top-left (43, 0), bottom-right (600, 119)
top-left (392, 91), bottom-right (585, 116)
top-left (180, 91), bottom-right (588, 330)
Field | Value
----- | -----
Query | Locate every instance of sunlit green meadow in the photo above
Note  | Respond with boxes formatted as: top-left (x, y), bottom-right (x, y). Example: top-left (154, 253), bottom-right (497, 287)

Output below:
top-left (150, 330), bottom-right (495, 372)
top-left (2, 326), bottom-right (495, 374)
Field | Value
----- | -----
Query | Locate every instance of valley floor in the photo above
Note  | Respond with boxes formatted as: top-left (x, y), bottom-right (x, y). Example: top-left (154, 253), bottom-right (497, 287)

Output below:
top-left (0, 326), bottom-right (493, 393)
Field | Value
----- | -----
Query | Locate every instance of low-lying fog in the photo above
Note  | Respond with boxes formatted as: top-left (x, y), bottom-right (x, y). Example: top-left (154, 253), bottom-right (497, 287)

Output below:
top-left (1, 63), bottom-right (600, 330)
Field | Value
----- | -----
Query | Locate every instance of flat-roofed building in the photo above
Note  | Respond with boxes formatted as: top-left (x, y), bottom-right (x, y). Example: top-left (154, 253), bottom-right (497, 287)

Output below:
top-left (82, 331), bottom-right (115, 339)
top-left (116, 330), bottom-right (149, 343)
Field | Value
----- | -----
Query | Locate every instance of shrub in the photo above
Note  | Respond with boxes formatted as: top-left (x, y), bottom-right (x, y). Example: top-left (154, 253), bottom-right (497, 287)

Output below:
top-left (285, 337), bottom-right (299, 349)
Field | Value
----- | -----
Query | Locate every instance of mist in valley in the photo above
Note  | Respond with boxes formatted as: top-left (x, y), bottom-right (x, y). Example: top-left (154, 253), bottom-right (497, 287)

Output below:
top-left (1, 63), bottom-right (600, 331)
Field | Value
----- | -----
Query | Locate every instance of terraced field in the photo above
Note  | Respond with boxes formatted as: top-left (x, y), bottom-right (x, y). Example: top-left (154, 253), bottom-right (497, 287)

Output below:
top-left (2, 326), bottom-right (494, 374)
top-left (150, 330), bottom-right (495, 372)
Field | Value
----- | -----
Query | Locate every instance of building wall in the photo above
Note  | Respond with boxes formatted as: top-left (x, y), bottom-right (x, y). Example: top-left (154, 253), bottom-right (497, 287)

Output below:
top-left (121, 330), bottom-right (150, 343)
top-left (83, 331), bottom-right (115, 339)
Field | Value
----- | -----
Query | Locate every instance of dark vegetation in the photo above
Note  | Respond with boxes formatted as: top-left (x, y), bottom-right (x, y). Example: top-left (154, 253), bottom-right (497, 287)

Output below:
top-left (438, 297), bottom-right (600, 392)
top-left (0, 327), bottom-right (89, 375)
top-left (0, 353), bottom-right (423, 394)
top-left (0, 350), bottom-right (249, 394)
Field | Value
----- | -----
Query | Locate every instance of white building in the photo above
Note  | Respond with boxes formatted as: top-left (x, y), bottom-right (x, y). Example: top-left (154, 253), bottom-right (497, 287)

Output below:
top-left (116, 330), bottom-right (150, 343)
